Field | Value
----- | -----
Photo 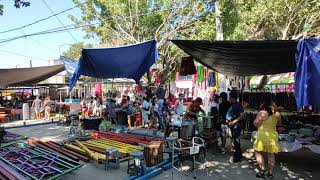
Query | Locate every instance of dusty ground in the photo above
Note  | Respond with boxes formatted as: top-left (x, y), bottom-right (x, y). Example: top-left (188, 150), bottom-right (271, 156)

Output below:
top-left (5, 124), bottom-right (320, 180)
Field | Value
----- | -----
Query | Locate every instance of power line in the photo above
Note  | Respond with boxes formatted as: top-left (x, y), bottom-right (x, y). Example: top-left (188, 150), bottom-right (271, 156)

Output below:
top-left (0, 1), bottom-right (210, 45)
top-left (0, 3), bottom-right (85, 34)
top-left (41, 0), bottom-right (78, 43)
top-left (0, 49), bottom-right (50, 62)
top-left (0, 6), bottom-right (172, 44)
top-left (20, 29), bottom-right (58, 54)
top-left (0, 23), bottom-right (99, 44)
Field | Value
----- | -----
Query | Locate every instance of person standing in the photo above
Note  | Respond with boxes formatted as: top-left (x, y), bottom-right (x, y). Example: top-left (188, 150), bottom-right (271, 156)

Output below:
top-left (142, 97), bottom-right (150, 127)
top-left (43, 96), bottom-right (51, 120)
top-left (226, 92), bottom-right (244, 163)
top-left (175, 94), bottom-right (184, 118)
top-left (254, 102), bottom-right (281, 178)
top-left (184, 97), bottom-right (206, 128)
top-left (32, 96), bottom-right (42, 120)
top-left (106, 99), bottom-right (117, 124)
top-left (92, 97), bottom-right (99, 117)
top-left (154, 96), bottom-right (165, 131)
top-left (123, 99), bottom-right (134, 128)
top-left (98, 97), bottom-right (103, 117)
top-left (218, 92), bottom-right (231, 154)
top-left (210, 94), bottom-right (220, 126)
top-left (149, 101), bottom-right (157, 129)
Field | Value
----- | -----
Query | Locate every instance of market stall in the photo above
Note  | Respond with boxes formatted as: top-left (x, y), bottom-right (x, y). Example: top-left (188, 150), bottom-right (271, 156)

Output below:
top-left (172, 38), bottom-right (320, 155)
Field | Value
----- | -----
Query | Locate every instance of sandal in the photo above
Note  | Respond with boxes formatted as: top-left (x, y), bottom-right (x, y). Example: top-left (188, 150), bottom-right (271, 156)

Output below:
top-left (267, 173), bottom-right (273, 179)
top-left (256, 170), bottom-right (266, 178)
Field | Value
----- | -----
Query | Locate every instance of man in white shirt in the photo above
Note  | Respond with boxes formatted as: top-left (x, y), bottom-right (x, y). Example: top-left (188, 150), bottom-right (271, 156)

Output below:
top-left (92, 97), bottom-right (98, 116)
top-left (175, 94), bottom-right (184, 117)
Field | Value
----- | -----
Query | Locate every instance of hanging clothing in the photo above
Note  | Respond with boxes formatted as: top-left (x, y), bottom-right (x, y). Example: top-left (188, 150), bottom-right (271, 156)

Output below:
top-left (179, 56), bottom-right (197, 76)
top-left (208, 72), bottom-right (216, 87)
top-left (197, 66), bottom-right (205, 83)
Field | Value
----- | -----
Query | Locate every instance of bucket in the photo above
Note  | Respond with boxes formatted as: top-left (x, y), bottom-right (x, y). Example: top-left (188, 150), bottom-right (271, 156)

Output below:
top-left (180, 120), bottom-right (196, 140)
top-left (22, 103), bottom-right (30, 120)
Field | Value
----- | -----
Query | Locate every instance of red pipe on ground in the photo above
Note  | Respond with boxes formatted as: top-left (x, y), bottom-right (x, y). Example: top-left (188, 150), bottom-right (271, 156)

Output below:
top-left (47, 141), bottom-right (90, 162)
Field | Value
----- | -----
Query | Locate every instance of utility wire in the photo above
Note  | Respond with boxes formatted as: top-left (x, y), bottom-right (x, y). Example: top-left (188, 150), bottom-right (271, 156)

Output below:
top-left (0, 49), bottom-right (50, 62)
top-left (41, 0), bottom-right (78, 43)
top-left (0, 0), bottom-right (211, 45)
top-left (0, 2), bottom-right (85, 34)
top-left (0, 23), bottom-right (99, 44)
top-left (20, 29), bottom-right (58, 54)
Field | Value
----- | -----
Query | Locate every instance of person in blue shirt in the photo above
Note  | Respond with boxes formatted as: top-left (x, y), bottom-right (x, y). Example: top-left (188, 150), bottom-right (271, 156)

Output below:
top-left (226, 92), bottom-right (244, 163)
top-left (154, 95), bottom-right (165, 131)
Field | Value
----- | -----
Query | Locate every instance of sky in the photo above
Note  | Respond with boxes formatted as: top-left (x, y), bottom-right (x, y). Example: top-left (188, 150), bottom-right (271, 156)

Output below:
top-left (0, 0), bottom-right (98, 68)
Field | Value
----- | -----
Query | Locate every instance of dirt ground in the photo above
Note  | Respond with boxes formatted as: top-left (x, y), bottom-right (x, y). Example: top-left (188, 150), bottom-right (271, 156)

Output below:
top-left (6, 124), bottom-right (320, 180)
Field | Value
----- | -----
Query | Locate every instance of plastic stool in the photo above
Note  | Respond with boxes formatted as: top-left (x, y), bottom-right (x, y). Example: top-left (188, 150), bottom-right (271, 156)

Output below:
top-left (127, 150), bottom-right (144, 176)
top-left (105, 148), bottom-right (120, 170)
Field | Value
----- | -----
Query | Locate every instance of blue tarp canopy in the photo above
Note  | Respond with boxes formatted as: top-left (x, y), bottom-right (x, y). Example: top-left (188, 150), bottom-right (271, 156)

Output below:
top-left (61, 56), bottom-right (77, 77)
top-left (69, 40), bottom-right (158, 90)
top-left (61, 56), bottom-right (78, 85)
top-left (295, 38), bottom-right (320, 108)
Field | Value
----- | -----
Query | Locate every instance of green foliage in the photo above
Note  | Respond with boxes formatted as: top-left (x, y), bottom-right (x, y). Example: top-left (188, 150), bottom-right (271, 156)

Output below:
top-left (70, 0), bottom-right (320, 83)
top-left (219, 0), bottom-right (320, 40)
top-left (70, 0), bottom-right (214, 82)
top-left (0, 4), bottom-right (3, 15)
top-left (0, 0), bottom-right (30, 15)
top-left (62, 42), bottom-right (92, 60)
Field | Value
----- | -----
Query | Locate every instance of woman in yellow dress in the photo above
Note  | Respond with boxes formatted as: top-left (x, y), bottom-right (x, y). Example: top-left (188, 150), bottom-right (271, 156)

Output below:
top-left (253, 102), bottom-right (281, 178)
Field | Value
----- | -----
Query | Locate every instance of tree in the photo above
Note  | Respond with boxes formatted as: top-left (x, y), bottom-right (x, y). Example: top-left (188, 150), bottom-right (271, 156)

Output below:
top-left (62, 42), bottom-right (92, 60)
top-left (70, 0), bottom-right (214, 83)
top-left (0, 0), bottom-right (30, 15)
top-left (218, 0), bottom-right (320, 40)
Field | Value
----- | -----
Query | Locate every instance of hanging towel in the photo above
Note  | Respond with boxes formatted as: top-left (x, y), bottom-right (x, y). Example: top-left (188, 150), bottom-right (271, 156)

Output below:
top-left (197, 66), bottom-right (205, 83)
top-left (179, 56), bottom-right (197, 76)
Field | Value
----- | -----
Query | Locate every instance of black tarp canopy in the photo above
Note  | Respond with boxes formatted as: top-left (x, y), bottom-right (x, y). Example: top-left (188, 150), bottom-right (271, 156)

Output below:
top-left (0, 65), bottom-right (65, 88)
top-left (171, 40), bottom-right (298, 76)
